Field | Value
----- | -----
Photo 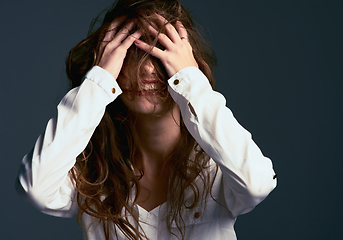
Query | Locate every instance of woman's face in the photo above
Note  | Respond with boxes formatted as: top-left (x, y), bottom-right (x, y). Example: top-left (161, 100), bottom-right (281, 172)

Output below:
top-left (118, 59), bottom-right (175, 116)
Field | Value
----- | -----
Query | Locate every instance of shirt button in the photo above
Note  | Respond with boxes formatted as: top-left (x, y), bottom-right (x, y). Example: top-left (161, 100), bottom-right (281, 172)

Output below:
top-left (112, 88), bottom-right (116, 94)
top-left (273, 174), bottom-right (277, 179)
top-left (173, 79), bottom-right (180, 85)
top-left (194, 212), bottom-right (200, 218)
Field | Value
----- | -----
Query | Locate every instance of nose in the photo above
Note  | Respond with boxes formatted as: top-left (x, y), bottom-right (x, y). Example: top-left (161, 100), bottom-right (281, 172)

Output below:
top-left (141, 59), bottom-right (156, 76)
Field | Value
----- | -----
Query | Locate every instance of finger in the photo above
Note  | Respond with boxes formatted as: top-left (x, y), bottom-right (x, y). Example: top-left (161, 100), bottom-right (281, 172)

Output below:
top-left (134, 39), bottom-right (165, 60)
top-left (175, 21), bottom-right (188, 41)
top-left (112, 21), bottom-right (135, 43)
top-left (99, 16), bottom-right (127, 59)
top-left (120, 29), bottom-right (144, 50)
top-left (106, 21), bottom-right (136, 50)
top-left (154, 13), bottom-right (180, 43)
top-left (103, 15), bottom-right (127, 42)
top-left (146, 24), bottom-right (174, 49)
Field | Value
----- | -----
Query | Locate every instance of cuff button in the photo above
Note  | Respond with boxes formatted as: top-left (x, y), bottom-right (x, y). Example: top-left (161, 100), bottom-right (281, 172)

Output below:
top-left (112, 88), bottom-right (116, 94)
top-left (194, 212), bottom-right (201, 218)
top-left (173, 79), bottom-right (180, 85)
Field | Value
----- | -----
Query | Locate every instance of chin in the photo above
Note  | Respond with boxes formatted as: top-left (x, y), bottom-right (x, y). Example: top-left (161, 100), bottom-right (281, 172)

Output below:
top-left (120, 93), bottom-right (172, 116)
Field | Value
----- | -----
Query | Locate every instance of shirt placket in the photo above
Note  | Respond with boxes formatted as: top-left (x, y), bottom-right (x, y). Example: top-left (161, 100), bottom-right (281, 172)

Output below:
top-left (137, 205), bottom-right (159, 240)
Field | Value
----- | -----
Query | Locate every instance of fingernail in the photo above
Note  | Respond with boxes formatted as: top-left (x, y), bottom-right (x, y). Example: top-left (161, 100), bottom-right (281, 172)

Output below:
top-left (134, 40), bottom-right (140, 44)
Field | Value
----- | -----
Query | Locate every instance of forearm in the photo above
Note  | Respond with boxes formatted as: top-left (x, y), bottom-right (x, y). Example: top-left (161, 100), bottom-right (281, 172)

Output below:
top-left (168, 67), bottom-right (277, 217)
top-left (16, 66), bottom-right (121, 217)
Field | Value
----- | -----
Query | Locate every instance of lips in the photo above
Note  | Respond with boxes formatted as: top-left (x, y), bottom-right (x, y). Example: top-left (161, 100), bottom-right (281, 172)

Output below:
top-left (142, 79), bottom-right (159, 83)
top-left (135, 91), bottom-right (161, 96)
top-left (120, 79), bottom-right (167, 96)
top-left (122, 84), bottom-right (162, 96)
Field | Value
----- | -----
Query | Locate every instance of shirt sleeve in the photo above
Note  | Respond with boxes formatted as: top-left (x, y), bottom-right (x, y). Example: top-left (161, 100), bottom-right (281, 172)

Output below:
top-left (167, 67), bottom-right (277, 218)
top-left (15, 66), bottom-right (122, 217)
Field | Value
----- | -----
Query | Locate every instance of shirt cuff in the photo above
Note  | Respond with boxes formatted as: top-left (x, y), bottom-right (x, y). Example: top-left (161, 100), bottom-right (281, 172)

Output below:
top-left (84, 66), bottom-right (122, 100)
top-left (168, 67), bottom-right (211, 90)
top-left (167, 67), bottom-right (212, 101)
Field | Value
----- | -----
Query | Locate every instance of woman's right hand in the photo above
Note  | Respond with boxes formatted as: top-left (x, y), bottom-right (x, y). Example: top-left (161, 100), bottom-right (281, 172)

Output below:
top-left (97, 17), bottom-right (143, 79)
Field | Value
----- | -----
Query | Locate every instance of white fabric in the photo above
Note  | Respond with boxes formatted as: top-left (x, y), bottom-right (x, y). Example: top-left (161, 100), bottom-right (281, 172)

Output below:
top-left (16, 66), bottom-right (277, 239)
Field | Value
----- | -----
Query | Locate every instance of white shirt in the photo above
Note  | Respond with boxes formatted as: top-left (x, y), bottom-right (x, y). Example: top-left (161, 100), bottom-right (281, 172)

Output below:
top-left (16, 66), bottom-right (277, 239)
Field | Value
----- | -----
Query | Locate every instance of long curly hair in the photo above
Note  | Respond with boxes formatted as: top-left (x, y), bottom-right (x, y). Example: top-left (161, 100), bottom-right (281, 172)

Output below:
top-left (67, 0), bottom-right (217, 239)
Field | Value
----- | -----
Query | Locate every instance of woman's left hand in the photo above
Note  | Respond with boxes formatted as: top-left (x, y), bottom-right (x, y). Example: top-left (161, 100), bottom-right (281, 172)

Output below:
top-left (134, 14), bottom-right (198, 77)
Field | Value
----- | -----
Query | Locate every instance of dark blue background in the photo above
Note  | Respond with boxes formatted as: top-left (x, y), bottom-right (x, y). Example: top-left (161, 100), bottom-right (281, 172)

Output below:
top-left (1, 0), bottom-right (342, 239)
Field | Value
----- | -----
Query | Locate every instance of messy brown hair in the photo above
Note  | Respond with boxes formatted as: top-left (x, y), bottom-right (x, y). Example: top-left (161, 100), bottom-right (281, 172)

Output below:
top-left (67, 0), bottom-right (217, 239)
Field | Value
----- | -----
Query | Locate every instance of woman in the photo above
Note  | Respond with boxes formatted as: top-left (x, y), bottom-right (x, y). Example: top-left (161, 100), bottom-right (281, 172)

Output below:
top-left (16, 0), bottom-right (277, 239)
